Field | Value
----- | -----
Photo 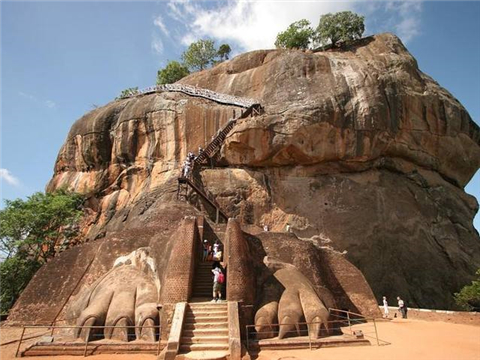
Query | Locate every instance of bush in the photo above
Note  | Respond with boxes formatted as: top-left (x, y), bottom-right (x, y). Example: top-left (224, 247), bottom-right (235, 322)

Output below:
top-left (217, 44), bottom-right (232, 61)
top-left (454, 269), bottom-right (480, 311)
top-left (116, 87), bottom-right (139, 99)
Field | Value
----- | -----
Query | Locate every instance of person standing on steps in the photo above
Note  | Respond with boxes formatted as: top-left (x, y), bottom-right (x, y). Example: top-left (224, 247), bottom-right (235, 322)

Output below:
top-left (211, 266), bottom-right (224, 303)
top-left (212, 241), bottom-right (222, 269)
top-left (202, 239), bottom-right (209, 262)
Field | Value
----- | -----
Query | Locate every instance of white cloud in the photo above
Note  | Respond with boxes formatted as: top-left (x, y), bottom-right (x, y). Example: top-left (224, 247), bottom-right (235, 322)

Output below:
top-left (151, 34), bottom-right (164, 54)
top-left (369, 1), bottom-right (423, 44)
top-left (167, 0), bottom-right (354, 51)
top-left (0, 169), bottom-right (20, 187)
top-left (392, 1), bottom-right (422, 43)
top-left (162, 0), bottom-right (424, 52)
top-left (45, 100), bottom-right (56, 109)
top-left (154, 15), bottom-right (170, 36)
top-left (18, 91), bottom-right (56, 109)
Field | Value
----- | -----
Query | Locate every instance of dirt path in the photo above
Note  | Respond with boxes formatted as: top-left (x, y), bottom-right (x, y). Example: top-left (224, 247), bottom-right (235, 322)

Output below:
top-left (1, 318), bottom-right (479, 360)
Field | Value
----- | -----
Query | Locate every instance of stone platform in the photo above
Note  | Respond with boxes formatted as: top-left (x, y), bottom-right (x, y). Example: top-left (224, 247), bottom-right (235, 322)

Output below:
top-left (250, 334), bottom-right (371, 350)
top-left (21, 340), bottom-right (165, 357)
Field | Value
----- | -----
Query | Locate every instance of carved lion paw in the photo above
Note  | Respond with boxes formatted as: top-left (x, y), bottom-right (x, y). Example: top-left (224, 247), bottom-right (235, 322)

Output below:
top-left (69, 248), bottom-right (160, 342)
top-left (254, 263), bottom-right (330, 340)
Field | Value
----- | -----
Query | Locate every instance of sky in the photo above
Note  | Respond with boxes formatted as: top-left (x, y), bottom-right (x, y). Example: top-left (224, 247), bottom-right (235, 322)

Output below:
top-left (0, 0), bottom-right (479, 229)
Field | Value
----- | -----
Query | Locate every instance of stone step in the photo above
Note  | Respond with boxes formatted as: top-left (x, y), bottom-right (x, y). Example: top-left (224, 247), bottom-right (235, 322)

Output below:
top-left (184, 315), bottom-right (228, 323)
top-left (191, 291), bottom-right (213, 296)
top-left (181, 336), bottom-right (229, 345)
top-left (178, 350), bottom-right (228, 360)
top-left (182, 329), bottom-right (229, 337)
top-left (186, 310), bottom-right (228, 317)
top-left (180, 344), bottom-right (229, 352)
top-left (188, 303), bottom-right (227, 310)
top-left (183, 322), bottom-right (228, 330)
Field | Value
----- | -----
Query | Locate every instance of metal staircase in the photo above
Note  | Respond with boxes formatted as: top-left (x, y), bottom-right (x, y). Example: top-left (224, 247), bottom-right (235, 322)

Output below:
top-left (175, 88), bottom-right (263, 224)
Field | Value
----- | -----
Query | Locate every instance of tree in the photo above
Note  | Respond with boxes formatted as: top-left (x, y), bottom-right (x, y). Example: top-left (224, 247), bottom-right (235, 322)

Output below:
top-left (316, 11), bottom-right (365, 47)
top-left (156, 60), bottom-right (190, 85)
top-left (275, 19), bottom-right (315, 50)
top-left (217, 44), bottom-right (232, 61)
top-left (0, 190), bottom-right (84, 314)
top-left (181, 39), bottom-right (217, 71)
top-left (116, 87), bottom-right (139, 99)
top-left (454, 269), bottom-right (480, 311)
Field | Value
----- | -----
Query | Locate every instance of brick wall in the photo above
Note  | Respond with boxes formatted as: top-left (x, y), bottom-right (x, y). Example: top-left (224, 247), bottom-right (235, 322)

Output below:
top-left (160, 217), bottom-right (199, 304)
top-left (225, 219), bottom-right (255, 305)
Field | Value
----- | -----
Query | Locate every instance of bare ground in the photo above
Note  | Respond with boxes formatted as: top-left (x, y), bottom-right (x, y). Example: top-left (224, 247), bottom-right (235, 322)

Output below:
top-left (1, 317), bottom-right (479, 360)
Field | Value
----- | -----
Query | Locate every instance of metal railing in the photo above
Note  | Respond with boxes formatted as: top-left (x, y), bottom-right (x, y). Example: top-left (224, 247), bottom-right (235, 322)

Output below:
top-left (245, 308), bottom-right (390, 351)
top-left (119, 83), bottom-right (259, 108)
top-left (14, 324), bottom-right (162, 358)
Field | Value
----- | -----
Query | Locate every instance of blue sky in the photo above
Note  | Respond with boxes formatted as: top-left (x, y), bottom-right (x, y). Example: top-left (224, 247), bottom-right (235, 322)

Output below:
top-left (1, 1), bottom-right (479, 229)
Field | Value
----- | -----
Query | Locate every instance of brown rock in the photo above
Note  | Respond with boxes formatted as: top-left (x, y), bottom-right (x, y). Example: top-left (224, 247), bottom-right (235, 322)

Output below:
top-left (29, 32), bottom-right (480, 314)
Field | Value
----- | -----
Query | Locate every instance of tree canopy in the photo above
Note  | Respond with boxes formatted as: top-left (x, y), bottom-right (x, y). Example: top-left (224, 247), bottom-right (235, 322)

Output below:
top-left (156, 60), bottom-right (190, 85)
top-left (275, 19), bottom-right (315, 50)
top-left (181, 39), bottom-right (218, 71)
top-left (316, 11), bottom-right (365, 47)
top-left (0, 190), bottom-right (84, 314)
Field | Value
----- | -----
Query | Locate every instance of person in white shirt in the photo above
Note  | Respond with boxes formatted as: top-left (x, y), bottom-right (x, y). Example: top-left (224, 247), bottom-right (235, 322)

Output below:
top-left (397, 296), bottom-right (407, 318)
top-left (382, 296), bottom-right (389, 318)
top-left (211, 267), bottom-right (223, 302)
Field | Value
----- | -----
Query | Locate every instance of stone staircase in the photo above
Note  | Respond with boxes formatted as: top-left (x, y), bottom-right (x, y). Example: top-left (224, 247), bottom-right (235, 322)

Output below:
top-left (192, 262), bottom-right (215, 299)
top-left (180, 302), bottom-right (229, 355)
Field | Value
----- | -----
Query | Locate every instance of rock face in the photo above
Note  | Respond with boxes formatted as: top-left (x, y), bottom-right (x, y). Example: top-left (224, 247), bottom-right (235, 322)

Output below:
top-left (35, 33), bottom-right (480, 312)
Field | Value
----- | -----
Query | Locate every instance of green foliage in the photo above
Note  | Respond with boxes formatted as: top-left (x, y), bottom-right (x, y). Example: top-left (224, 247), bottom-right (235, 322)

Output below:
top-left (181, 39), bottom-right (218, 71)
top-left (0, 257), bottom-right (41, 314)
top-left (275, 19), bottom-right (315, 50)
top-left (0, 190), bottom-right (84, 314)
top-left (116, 87), bottom-right (139, 99)
top-left (316, 11), bottom-right (365, 47)
top-left (217, 44), bottom-right (232, 61)
top-left (454, 269), bottom-right (480, 311)
top-left (156, 61), bottom-right (190, 85)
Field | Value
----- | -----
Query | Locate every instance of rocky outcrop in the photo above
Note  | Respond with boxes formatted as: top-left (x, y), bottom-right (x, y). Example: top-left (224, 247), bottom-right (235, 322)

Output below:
top-left (39, 33), bottom-right (480, 310)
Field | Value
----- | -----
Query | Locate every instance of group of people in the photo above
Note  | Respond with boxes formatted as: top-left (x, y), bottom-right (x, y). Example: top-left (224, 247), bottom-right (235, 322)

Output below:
top-left (202, 239), bottom-right (225, 303)
top-left (382, 296), bottom-right (408, 319)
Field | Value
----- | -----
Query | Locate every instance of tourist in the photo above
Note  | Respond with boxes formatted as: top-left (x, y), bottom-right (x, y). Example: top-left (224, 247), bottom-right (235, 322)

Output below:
top-left (202, 239), bottom-right (209, 262)
top-left (212, 241), bottom-right (222, 269)
top-left (211, 266), bottom-right (223, 303)
top-left (183, 158), bottom-right (191, 178)
top-left (285, 223), bottom-right (291, 233)
top-left (397, 296), bottom-right (407, 318)
top-left (383, 296), bottom-right (389, 318)
top-left (263, 224), bottom-right (269, 232)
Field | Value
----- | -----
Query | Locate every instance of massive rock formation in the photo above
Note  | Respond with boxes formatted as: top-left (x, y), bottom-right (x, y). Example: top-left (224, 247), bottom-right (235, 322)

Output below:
top-left (11, 32), bottom-right (480, 331)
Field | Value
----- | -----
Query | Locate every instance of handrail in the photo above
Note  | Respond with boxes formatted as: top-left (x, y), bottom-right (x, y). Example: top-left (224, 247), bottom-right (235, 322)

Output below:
top-left (119, 84), bottom-right (259, 108)
top-left (245, 308), bottom-right (390, 351)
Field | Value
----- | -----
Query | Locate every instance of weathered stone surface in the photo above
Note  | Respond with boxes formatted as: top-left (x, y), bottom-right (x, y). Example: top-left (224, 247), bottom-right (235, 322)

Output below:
top-left (18, 32), bottom-right (480, 317)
